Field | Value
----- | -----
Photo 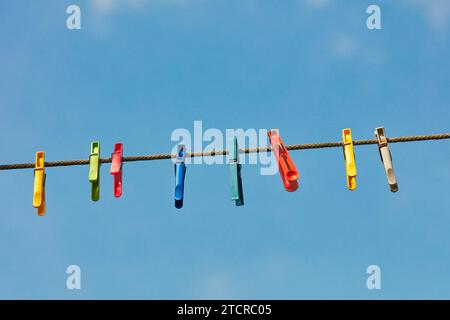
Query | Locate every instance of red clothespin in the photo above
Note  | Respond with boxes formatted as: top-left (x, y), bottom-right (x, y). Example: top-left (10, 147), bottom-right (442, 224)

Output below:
top-left (268, 129), bottom-right (299, 192)
top-left (110, 143), bottom-right (123, 198)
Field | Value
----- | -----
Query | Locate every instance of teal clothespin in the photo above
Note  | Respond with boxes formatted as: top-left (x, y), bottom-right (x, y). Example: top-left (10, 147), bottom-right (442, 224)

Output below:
top-left (229, 137), bottom-right (244, 206)
top-left (89, 141), bottom-right (100, 201)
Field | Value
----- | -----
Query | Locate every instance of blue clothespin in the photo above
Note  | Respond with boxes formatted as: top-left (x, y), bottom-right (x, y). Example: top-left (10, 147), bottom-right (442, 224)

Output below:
top-left (229, 137), bottom-right (244, 206)
top-left (174, 145), bottom-right (186, 209)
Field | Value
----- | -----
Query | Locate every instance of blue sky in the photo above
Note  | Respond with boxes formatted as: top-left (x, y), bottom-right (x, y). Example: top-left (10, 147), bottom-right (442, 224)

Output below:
top-left (0, 0), bottom-right (449, 299)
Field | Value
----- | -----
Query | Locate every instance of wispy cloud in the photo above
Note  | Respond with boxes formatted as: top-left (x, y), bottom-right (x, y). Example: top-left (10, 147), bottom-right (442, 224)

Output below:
top-left (303, 0), bottom-right (450, 34)
top-left (199, 271), bottom-right (235, 299)
top-left (332, 34), bottom-right (358, 58)
top-left (91, 0), bottom-right (147, 17)
top-left (305, 0), bottom-right (331, 10)
top-left (329, 33), bottom-right (386, 65)
top-left (90, 0), bottom-right (206, 17)
top-left (409, 0), bottom-right (450, 32)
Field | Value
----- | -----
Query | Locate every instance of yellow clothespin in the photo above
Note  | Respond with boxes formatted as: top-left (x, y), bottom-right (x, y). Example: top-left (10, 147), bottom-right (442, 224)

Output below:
top-left (375, 127), bottom-right (398, 192)
top-left (342, 128), bottom-right (357, 190)
top-left (33, 151), bottom-right (46, 216)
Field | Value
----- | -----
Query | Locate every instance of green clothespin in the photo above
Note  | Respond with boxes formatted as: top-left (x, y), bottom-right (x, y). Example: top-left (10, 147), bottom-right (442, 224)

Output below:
top-left (89, 141), bottom-right (100, 201)
top-left (229, 137), bottom-right (244, 206)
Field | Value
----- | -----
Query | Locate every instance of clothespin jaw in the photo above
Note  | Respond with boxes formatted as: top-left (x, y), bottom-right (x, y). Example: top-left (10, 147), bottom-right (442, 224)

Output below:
top-left (268, 129), bottom-right (299, 192)
top-left (375, 127), bottom-right (398, 192)
top-left (229, 137), bottom-right (244, 206)
top-left (174, 145), bottom-right (186, 209)
top-left (33, 151), bottom-right (46, 216)
top-left (342, 128), bottom-right (357, 191)
top-left (110, 143), bottom-right (123, 198)
top-left (89, 141), bottom-right (101, 201)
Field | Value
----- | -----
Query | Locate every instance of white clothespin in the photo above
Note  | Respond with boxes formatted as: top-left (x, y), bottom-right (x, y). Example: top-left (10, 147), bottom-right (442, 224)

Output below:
top-left (375, 127), bottom-right (398, 192)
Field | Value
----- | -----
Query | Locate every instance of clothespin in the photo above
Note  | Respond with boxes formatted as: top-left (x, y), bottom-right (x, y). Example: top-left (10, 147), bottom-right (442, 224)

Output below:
top-left (375, 127), bottom-right (398, 192)
top-left (342, 128), bottom-right (357, 190)
top-left (268, 129), bottom-right (299, 192)
top-left (110, 143), bottom-right (123, 198)
top-left (229, 136), bottom-right (244, 206)
top-left (89, 141), bottom-right (101, 201)
top-left (33, 151), bottom-right (46, 216)
top-left (174, 145), bottom-right (186, 209)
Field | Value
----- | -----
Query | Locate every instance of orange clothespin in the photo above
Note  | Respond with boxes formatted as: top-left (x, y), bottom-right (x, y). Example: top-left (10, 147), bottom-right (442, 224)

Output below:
top-left (342, 128), bottom-right (357, 190)
top-left (110, 143), bottom-right (123, 198)
top-left (33, 152), bottom-right (46, 216)
top-left (268, 129), bottom-right (299, 192)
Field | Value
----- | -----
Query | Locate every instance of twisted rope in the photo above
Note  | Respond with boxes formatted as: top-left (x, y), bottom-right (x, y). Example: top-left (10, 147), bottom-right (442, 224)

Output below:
top-left (0, 133), bottom-right (449, 171)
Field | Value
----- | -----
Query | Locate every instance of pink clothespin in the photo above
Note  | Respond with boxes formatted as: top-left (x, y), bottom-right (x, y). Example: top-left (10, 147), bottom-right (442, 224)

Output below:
top-left (110, 143), bottom-right (123, 198)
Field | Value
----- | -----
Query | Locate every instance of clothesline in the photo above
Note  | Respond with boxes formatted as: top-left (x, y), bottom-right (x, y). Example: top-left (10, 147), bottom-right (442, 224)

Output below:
top-left (4, 128), bottom-right (449, 214)
top-left (1, 132), bottom-right (449, 171)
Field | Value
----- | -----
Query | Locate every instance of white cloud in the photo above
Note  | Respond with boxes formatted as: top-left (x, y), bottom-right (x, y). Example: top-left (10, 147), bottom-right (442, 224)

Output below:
top-left (306, 0), bottom-right (331, 10)
top-left (91, 0), bottom-right (202, 17)
top-left (199, 272), bottom-right (234, 298)
top-left (332, 35), bottom-right (358, 58)
top-left (91, 0), bottom-right (149, 17)
top-left (330, 34), bottom-right (386, 65)
top-left (92, 0), bottom-right (113, 16)
top-left (407, 0), bottom-right (450, 32)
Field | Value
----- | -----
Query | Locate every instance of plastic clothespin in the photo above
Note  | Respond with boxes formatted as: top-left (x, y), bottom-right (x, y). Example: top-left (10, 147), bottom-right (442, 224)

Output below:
top-left (375, 127), bottom-right (398, 192)
top-left (342, 128), bottom-right (357, 191)
top-left (229, 136), bottom-right (244, 206)
top-left (110, 143), bottom-right (123, 198)
top-left (174, 145), bottom-right (186, 209)
top-left (33, 151), bottom-right (46, 216)
top-left (89, 141), bottom-right (101, 201)
top-left (268, 129), bottom-right (299, 192)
